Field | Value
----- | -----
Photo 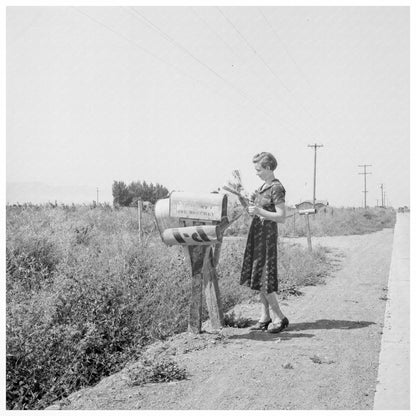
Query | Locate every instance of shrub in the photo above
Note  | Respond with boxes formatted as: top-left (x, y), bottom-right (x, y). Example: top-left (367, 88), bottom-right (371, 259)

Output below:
top-left (6, 239), bottom-right (191, 409)
top-left (6, 237), bottom-right (58, 292)
top-left (6, 206), bottom-right (189, 409)
top-left (277, 243), bottom-right (332, 290)
top-left (223, 311), bottom-right (252, 328)
top-left (127, 358), bottom-right (187, 386)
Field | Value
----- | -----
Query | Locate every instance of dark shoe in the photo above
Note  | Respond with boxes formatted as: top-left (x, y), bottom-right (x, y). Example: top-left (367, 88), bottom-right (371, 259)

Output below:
top-left (251, 319), bottom-right (272, 330)
top-left (267, 317), bottom-right (289, 334)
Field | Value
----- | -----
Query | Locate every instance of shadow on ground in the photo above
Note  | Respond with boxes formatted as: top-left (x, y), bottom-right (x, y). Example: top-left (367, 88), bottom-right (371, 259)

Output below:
top-left (287, 319), bottom-right (375, 331)
top-left (228, 319), bottom-right (375, 342)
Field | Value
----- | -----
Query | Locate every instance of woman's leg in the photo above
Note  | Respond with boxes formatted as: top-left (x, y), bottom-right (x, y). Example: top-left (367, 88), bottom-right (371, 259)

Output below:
top-left (259, 292), bottom-right (271, 322)
top-left (258, 265), bottom-right (271, 322)
top-left (266, 291), bottom-right (285, 323)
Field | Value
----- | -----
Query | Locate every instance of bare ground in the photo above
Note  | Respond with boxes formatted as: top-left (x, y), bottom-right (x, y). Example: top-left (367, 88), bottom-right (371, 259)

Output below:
top-left (48, 228), bottom-right (394, 410)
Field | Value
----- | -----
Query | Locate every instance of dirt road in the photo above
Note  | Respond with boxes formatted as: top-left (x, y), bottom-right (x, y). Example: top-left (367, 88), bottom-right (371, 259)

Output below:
top-left (49, 228), bottom-right (394, 410)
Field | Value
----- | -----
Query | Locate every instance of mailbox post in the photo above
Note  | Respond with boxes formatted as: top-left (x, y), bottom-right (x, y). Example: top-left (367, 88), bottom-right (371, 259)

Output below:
top-left (295, 200), bottom-right (328, 252)
top-left (155, 192), bottom-right (228, 333)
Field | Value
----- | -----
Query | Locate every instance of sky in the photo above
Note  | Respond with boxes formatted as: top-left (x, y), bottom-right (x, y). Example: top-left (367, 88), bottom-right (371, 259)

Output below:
top-left (5, 4), bottom-right (411, 207)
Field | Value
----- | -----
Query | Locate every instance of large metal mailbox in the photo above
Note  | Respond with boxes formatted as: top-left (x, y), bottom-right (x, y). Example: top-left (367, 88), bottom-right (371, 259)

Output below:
top-left (155, 192), bottom-right (228, 246)
top-left (154, 191), bottom-right (229, 333)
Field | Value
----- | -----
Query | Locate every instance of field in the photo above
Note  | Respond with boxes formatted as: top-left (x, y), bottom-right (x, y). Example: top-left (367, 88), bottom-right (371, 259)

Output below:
top-left (5, 204), bottom-right (396, 409)
top-left (225, 202), bottom-right (397, 237)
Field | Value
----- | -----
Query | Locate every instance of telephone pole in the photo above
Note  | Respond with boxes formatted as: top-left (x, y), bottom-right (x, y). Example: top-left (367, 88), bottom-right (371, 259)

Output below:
top-left (358, 165), bottom-right (372, 208)
top-left (379, 184), bottom-right (384, 207)
top-left (308, 143), bottom-right (323, 209)
top-left (96, 187), bottom-right (99, 204)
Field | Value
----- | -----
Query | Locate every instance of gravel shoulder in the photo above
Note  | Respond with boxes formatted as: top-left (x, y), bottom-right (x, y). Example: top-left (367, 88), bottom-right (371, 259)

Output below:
top-left (48, 228), bottom-right (394, 410)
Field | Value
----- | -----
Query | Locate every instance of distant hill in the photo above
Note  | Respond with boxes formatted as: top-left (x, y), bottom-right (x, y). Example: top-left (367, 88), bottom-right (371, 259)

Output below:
top-left (6, 182), bottom-right (112, 205)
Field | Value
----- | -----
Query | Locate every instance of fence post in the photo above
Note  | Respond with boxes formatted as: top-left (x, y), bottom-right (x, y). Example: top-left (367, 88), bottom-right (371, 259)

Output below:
top-left (293, 212), bottom-right (296, 235)
top-left (305, 213), bottom-right (312, 252)
top-left (138, 199), bottom-right (143, 244)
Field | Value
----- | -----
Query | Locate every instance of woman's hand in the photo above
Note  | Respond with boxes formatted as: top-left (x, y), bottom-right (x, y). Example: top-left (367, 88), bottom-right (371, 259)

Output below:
top-left (248, 204), bottom-right (260, 216)
top-left (248, 203), bottom-right (286, 223)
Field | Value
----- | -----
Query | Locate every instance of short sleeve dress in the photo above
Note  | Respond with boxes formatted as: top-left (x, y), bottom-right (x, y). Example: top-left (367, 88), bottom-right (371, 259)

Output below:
top-left (240, 179), bottom-right (286, 294)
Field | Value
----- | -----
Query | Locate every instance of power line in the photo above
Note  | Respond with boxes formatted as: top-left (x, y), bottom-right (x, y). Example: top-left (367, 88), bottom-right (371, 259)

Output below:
top-left (129, 6), bottom-right (228, 79)
top-left (216, 7), bottom-right (321, 137)
top-left (125, 6), bottom-right (304, 137)
top-left (189, 7), bottom-right (239, 57)
top-left (257, 7), bottom-right (338, 142)
top-left (73, 7), bottom-right (189, 77)
top-left (9, 9), bottom-right (45, 44)
top-left (73, 7), bottom-right (276, 126)
top-left (74, 6), bottom-right (318, 139)
top-left (125, 7), bottom-right (283, 121)
top-left (188, 6), bottom-right (311, 138)
top-left (217, 6), bottom-right (291, 94)
top-left (257, 7), bottom-right (312, 89)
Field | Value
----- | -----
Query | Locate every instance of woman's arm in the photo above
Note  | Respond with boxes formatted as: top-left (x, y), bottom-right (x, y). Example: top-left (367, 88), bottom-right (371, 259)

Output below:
top-left (248, 202), bottom-right (286, 223)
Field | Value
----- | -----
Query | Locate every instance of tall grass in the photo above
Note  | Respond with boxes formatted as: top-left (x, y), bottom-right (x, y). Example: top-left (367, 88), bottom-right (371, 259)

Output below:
top-left (7, 206), bottom-right (189, 409)
top-left (225, 206), bottom-right (396, 237)
top-left (6, 204), bottom-right (392, 409)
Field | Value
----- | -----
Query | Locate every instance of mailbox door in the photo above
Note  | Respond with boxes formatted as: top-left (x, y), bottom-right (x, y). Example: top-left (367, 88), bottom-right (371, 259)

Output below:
top-left (169, 192), bottom-right (227, 222)
top-left (154, 198), bottom-right (181, 236)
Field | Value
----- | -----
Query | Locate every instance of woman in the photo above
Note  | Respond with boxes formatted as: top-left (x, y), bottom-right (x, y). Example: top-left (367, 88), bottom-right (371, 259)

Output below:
top-left (240, 152), bottom-right (289, 333)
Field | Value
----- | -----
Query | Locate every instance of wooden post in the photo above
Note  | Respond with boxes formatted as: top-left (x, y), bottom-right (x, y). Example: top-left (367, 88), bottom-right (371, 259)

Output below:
top-left (293, 212), bottom-right (296, 235)
top-left (305, 213), bottom-right (312, 252)
top-left (212, 242), bottom-right (222, 267)
top-left (203, 245), bottom-right (224, 331)
top-left (187, 245), bottom-right (206, 333)
top-left (187, 243), bottom-right (224, 333)
top-left (138, 199), bottom-right (143, 244)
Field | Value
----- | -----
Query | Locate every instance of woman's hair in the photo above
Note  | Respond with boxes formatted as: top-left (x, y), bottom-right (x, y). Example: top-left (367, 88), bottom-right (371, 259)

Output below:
top-left (252, 152), bottom-right (278, 171)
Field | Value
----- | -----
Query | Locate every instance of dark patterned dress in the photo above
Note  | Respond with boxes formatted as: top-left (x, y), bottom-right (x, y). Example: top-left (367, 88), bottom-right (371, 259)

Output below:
top-left (240, 179), bottom-right (286, 294)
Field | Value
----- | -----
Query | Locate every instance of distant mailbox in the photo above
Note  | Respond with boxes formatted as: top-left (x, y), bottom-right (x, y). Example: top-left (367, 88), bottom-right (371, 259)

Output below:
top-left (295, 200), bottom-right (328, 215)
top-left (298, 208), bottom-right (316, 215)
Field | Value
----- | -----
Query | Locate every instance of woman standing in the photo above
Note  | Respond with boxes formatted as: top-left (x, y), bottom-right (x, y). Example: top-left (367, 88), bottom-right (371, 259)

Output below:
top-left (241, 152), bottom-right (289, 333)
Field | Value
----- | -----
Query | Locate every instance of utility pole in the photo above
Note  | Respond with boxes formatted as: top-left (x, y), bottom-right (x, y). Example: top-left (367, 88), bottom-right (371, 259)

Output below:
top-left (96, 187), bottom-right (99, 204)
top-left (308, 143), bottom-right (323, 209)
top-left (379, 184), bottom-right (384, 207)
top-left (358, 165), bottom-right (372, 208)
